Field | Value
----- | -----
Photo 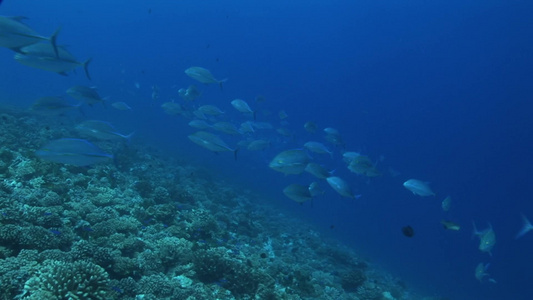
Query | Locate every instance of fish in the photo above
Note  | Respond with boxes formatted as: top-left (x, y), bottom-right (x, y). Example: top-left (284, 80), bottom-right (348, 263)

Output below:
top-left (308, 182), bottom-right (324, 197)
top-left (75, 120), bottom-right (133, 141)
top-left (472, 222), bottom-right (496, 255)
top-left (0, 16), bottom-right (59, 55)
top-left (283, 183), bottom-right (313, 203)
top-left (239, 121), bottom-right (255, 134)
top-left (347, 155), bottom-right (380, 177)
top-left (111, 102), bottom-right (132, 111)
top-left (342, 151), bottom-right (361, 164)
top-left (178, 85), bottom-right (201, 101)
top-left (303, 121), bottom-right (318, 133)
top-left (403, 179), bottom-right (435, 196)
top-left (278, 110), bottom-right (288, 120)
top-left (515, 214), bottom-right (533, 239)
top-left (475, 263), bottom-right (491, 282)
top-left (212, 122), bottom-right (241, 135)
top-left (304, 141), bottom-right (332, 157)
top-left (231, 99), bottom-right (255, 119)
top-left (304, 162), bottom-right (333, 179)
top-left (188, 131), bottom-right (238, 160)
top-left (323, 127), bottom-right (344, 146)
top-left (326, 176), bottom-right (354, 198)
top-left (29, 96), bottom-right (81, 116)
top-left (269, 149), bottom-right (311, 175)
top-left (66, 86), bottom-right (105, 106)
top-left (441, 196), bottom-right (452, 212)
top-left (246, 139), bottom-right (271, 151)
top-left (15, 43), bottom-right (91, 79)
top-left (276, 127), bottom-right (293, 137)
top-left (35, 138), bottom-right (113, 166)
top-left (185, 67), bottom-right (227, 88)
top-left (197, 105), bottom-right (224, 116)
top-left (188, 120), bottom-right (212, 130)
top-left (402, 225), bottom-right (415, 237)
top-left (161, 101), bottom-right (185, 115)
top-left (441, 220), bottom-right (461, 231)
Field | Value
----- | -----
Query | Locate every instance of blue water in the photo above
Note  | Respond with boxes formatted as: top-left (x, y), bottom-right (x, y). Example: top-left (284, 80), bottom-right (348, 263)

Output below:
top-left (1, 0), bottom-right (532, 299)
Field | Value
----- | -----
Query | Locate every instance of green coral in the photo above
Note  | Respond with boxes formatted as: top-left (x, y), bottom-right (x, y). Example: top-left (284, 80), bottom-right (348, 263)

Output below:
top-left (21, 260), bottom-right (110, 300)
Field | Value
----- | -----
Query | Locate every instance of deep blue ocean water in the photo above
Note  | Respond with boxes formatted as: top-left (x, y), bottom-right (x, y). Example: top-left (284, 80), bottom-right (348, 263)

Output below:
top-left (1, 1), bottom-right (532, 299)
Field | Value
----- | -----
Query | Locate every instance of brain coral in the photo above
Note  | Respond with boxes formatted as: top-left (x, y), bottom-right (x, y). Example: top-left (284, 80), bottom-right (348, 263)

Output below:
top-left (21, 260), bottom-right (109, 300)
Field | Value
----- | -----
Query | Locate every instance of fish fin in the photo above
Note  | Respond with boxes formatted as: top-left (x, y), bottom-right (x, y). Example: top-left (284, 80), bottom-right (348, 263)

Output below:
top-left (218, 78), bottom-right (228, 90)
top-left (83, 58), bottom-right (92, 80)
top-left (50, 27), bottom-right (61, 58)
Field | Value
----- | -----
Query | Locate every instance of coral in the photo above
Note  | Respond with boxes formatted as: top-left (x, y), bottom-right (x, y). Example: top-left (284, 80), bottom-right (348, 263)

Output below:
top-left (21, 260), bottom-right (110, 300)
top-left (341, 268), bottom-right (367, 292)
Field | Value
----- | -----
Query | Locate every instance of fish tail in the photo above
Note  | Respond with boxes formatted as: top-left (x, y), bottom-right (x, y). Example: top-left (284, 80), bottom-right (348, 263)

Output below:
top-left (50, 27), bottom-right (61, 58)
top-left (515, 214), bottom-right (533, 239)
top-left (83, 58), bottom-right (93, 80)
top-left (233, 148), bottom-right (240, 161)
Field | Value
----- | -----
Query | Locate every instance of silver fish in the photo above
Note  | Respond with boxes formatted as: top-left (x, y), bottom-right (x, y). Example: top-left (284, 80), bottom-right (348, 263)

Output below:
top-left (304, 163), bottom-right (333, 179)
top-left (111, 102), bottom-right (132, 111)
top-left (197, 105), bottom-right (224, 116)
top-left (473, 222), bottom-right (496, 255)
top-left (188, 120), bottom-right (212, 130)
top-left (403, 179), bottom-right (435, 196)
top-left (0, 16), bottom-right (59, 55)
top-left (269, 149), bottom-right (310, 175)
top-left (76, 120), bottom-right (133, 141)
top-left (283, 183), bottom-right (313, 203)
top-left (15, 43), bottom-right (91, 79)
top-left (326, 176), bottom-right (354, 198)
top-left (231, 99), bottom-right (255, 119)
top-left (35, 138), bottom-right (112, 166)
top-left (66, 86), bottom-right (105, 106)
top-left (29, 96), bottom-right (81, 116)
top-left (212, 122), bottom-right (241, 135)
top-left (188, 131), bottom-right (238, 160)
top-left (185, 66), bottom-right (227, 88)
top-left (304, 141), bottom-right (332, 157)
top-left (247, 139), bottom-right (270, 151)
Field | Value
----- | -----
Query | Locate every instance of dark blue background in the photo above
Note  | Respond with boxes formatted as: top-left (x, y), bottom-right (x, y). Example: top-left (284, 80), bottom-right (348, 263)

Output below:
top-left (1, 1), bottom-right (532, 299)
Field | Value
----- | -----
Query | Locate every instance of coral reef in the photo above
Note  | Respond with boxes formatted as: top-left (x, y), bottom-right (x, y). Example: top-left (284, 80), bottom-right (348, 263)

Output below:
top-left (0, 112), bottom-right (427, 299)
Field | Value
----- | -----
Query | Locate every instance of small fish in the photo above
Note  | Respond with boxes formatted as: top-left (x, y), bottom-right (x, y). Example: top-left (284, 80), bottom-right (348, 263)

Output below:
top-left (66, 86), bottom-right (105, 106)
top-left (348, 155), bottom-right (380, 177)
top-left (185, 66), bottom-right (227, 88)
top-left (402, 225), bottom-right (415, 237)
top-left (441, 195), bottom-right (452, 212)
top-left (441, 220), bottom-right (461, 231)
top-left (515, 214), bottom-right (533, 239)
top-left (29, 96), bottom-right (81, 116)
top-left (278, 110), bottom-right (288, 120)
top-left (308, 182), bottom-right (324, 197)
top-left (283, 183), bottom-right (313, 203)
top-left (161, 101), bottom-right (185, 115)
top-left (212, 122), bottom-right (241, 135)
top-left (197, 104), bottom-right (224, 116)
top-left (246, 139), bottom-right (270, 151)
top-left (304, 141), bottom-right (332, 157)
top-left (269, 149), bottom-right (311, 175)
top-left (403, 179), bottom-right (435, 196)
top-left (304, 162), bottom-right (333, 179)
top-left (188, 120), bottom-right (212, 130)
top-left (188, 131), bottom-right (238, 160)
top-left (475, 262), bottom-right (493, 283)
top-left (326, 176), bottom-right (354, 198)
top-left (35, 138), bottom-right (113, 166)
top-left (111, 102), bottom-right (132, 111)
top-left (178, 85), bottom-right (201, 101)
top-left (76, 120), bottom-right (133, 141)
top-left (231, 99), bottom-right (255, 119)
top-left (239, 121), bottom-right (255, 134)
top-left (472, 222), bottom-right (496, 255)
top-left (342, 151), bottom-right (361, 164)
top-left (304, 121), bottom-right (318, 133)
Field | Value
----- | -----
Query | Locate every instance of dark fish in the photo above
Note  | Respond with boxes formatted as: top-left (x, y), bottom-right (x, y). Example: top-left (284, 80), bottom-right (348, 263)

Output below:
top-left (35, 138), bottom-right (113, 166)
top-left (402, 226), bottom-right (414, 237)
